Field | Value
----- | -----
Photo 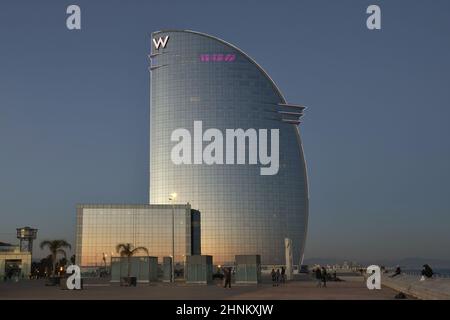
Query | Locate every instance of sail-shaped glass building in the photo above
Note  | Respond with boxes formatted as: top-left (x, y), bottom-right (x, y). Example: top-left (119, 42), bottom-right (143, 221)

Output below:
top-left (149, 30), bottom-right (308, 265)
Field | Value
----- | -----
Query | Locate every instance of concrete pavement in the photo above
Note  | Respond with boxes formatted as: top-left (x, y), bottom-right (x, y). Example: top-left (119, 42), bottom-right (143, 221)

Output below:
top-left (0, 275), bottom-right (401, 300)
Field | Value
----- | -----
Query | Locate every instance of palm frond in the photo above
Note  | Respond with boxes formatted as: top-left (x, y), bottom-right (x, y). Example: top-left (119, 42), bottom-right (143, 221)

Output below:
top-left (131, 246), bottom-right (149, 256)
top-left (57, 240), bottom-right (72, 250)
top-left (40, 239), bottom-right (71, 251)
top-left (39, 240), bottom-right (52, 250)
top-left (56, 248), bottom-right (67, 258)
top-left (116, 243), bottom-right (132, 255)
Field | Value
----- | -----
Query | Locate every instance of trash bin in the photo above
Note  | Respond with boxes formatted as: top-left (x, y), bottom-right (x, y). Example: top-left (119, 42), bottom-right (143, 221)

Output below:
top-left (120, 276), bottom-right (137, 286)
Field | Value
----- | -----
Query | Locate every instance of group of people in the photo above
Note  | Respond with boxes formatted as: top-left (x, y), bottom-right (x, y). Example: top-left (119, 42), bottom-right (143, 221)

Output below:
top-left (390, 264), bottom-right (434, 280)
top-left (221, 266), bottom-right (288, 288)
top-left (314, 266), bottom-right (328, 287)
top-left (270, 267), bottom-right (286, 286)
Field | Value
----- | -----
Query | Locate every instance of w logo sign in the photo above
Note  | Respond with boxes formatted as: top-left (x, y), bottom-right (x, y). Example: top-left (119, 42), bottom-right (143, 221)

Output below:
top-left (153, 36), bottom-right (169, 49)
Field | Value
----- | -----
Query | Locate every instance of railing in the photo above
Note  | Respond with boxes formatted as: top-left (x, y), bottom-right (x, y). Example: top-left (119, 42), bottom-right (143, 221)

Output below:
top-left (302, 266), bottom-right (450, 279)
top-left (400, 271), bottom-right (450, 279)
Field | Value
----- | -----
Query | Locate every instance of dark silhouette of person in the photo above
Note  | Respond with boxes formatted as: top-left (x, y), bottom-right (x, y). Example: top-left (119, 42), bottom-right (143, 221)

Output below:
top-left (315, 267), bottom-right (322, 287)
top-left (276, 269), bottom-right (281, 286)
top-left (390, 266), bottom-right (402, 278)
top-left (321, 267), bottom-right (327, 287)
top-left (281, 267), bottom-right (286, 283)
top-left (271, 268), bottom-right (276, 286)
top-left (421, 264), bottom-right (434, 278)
top-left (223, 267), bottom-right (232, 288)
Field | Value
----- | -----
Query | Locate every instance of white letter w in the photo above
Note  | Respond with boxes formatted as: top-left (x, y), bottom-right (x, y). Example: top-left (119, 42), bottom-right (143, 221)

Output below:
top-left (153, 36), bottom-right (169, 49)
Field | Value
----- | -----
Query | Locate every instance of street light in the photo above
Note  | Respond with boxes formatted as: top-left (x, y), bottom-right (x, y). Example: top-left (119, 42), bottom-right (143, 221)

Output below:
top-left (169, 192), bottom-right (177, 283)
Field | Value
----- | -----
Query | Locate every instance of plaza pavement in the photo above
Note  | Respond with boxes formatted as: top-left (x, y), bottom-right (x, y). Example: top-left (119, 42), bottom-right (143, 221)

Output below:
top-left (0, 274), bottom-right (401, 300)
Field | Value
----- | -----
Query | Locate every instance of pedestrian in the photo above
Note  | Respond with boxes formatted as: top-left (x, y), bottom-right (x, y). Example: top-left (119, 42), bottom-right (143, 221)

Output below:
top-left (271, 268), bottom-right (276, 287)
top-left (321, 267), bottom-right (327, 287)
top-left (281, 267), bottom-right (286, 283)
top-left (421, 264), bottom-right (434, 279)
top-left (390, 266), bottom-right (402, 278)
top-left (315, 267), bottom-right (322, 287)
top-left (223, 267), bottom-right (232, 288)
top-left (276, 269), bottom-right (281, 286)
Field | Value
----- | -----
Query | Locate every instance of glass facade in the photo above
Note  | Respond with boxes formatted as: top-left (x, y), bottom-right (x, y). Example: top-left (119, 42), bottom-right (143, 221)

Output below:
top-left (75, 204), bottom-right (200, 267)
top-left (150, 30), bottom-right (309, 265)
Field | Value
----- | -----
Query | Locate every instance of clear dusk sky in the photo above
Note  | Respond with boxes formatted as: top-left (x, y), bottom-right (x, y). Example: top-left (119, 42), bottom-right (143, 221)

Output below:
top-left (0, 0), bottom-right (449, 262)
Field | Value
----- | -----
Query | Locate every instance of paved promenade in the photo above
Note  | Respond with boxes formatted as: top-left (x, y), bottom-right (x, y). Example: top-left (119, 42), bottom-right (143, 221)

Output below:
top-left (0, 275), bottom-right (400, 300)
top-left (382, 274), bottom-right (450, 300)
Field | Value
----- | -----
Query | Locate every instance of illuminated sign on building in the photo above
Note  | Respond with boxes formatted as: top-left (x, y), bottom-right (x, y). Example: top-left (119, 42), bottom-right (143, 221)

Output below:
top-left (153, 36), bottom-right (169, 50)
top-left (200, 54), bottom-right (236, 62)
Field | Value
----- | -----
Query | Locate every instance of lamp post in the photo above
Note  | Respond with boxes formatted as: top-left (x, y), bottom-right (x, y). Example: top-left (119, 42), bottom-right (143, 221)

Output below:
top-left (169, 192), bottom-right (177, 283)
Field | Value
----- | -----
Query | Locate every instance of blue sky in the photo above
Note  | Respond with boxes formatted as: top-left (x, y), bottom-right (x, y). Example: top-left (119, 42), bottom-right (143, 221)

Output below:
top-left (0, 0), bottom-right (449, 262)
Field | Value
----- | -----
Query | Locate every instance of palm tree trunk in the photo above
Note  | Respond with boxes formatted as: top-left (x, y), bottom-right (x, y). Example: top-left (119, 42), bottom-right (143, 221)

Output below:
top-left (127, 256), bottom-right (131, 278)
top-left (52, 252), bottom-right (57, 276)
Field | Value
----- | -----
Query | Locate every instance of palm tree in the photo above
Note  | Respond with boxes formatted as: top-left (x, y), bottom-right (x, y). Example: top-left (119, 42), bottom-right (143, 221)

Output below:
top-left (58, 257), bottom-right (68, 274)
top-left (40, 255), bottom-right (53, 276)
top-left (116, 243), bottom-right (149, 278)
top-left (40, 240), bottom-right (71, 276)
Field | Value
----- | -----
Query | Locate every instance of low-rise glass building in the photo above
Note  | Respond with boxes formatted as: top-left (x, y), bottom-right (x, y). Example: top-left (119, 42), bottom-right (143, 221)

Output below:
top-left (75, 204), bottom-right (200, 268)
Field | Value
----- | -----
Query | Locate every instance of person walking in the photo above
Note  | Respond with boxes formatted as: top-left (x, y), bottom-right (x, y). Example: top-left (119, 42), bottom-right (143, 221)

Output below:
top-left (321, 267), bottom-right (327, 288)
top-left (271, 268), bottom-right (276, 287)
top-left (223, 267), bottom-right (232, 288)
top-left (315, 267), bottom-right (322, 287)
top-left (276, 269), bottom-right (281, 287)
top-left (281, 267), bottom-right (286, 283)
